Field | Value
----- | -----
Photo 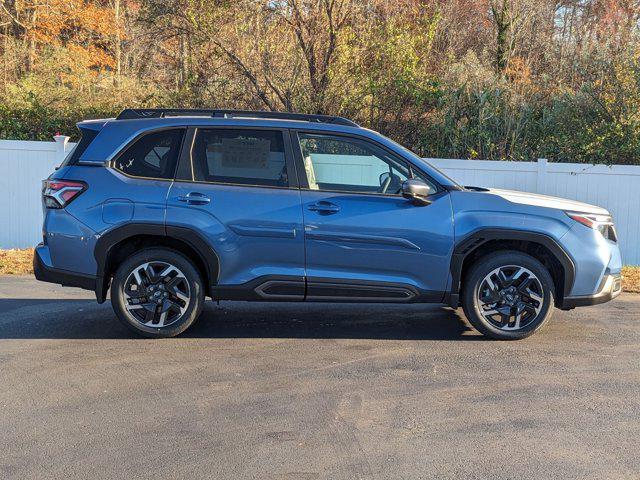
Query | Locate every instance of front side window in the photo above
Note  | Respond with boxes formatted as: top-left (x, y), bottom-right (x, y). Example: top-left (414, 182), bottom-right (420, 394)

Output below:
top-left (297, 133), bottom-right (435, 195)
top-left (191, 129), bottom-right (288, 187)
top-left (114, 129), bottom-right (184, 179)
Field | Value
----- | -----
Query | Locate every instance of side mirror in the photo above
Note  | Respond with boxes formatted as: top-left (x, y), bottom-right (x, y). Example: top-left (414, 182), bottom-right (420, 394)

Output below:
top-left (402, 179), bottom-right (432, 206)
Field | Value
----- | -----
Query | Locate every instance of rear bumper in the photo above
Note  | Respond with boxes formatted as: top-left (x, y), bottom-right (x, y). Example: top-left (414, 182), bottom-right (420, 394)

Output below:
top-left (561, 273), bottom-right (622, 309)
top-left (33, 244), bottom-right (97, 291)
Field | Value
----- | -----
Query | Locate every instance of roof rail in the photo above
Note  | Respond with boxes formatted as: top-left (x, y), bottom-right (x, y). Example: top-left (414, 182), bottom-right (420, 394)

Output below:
top-left (115, 108), bottom-right (359, 127)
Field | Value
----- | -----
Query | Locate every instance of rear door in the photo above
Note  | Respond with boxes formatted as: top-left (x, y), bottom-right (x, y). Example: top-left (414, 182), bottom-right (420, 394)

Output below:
top-left (166, 127), bottom-right (306, 299)
top-left (109, 128), bottom-right (185, 223)
top-left (292, 131), bottom-right (454, 301)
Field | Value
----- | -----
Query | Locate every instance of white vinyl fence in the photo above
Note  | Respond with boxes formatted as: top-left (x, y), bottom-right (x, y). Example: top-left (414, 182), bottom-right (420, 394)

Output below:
top-left (0, 137), bottom-right (75, 249)
top-left (0, 138), bottom-right (638, 264)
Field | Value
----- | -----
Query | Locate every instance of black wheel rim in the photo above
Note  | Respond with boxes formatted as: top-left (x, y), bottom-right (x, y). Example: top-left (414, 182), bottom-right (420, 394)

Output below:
top-left (123, 261), bottom-right (191, 328)
top-left (476, 265), bottom-right (544, 331)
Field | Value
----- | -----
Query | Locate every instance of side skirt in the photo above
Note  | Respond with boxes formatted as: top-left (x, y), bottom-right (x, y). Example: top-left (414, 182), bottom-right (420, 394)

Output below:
top-left (211, 275), bottom-right (445, 304)
top-left (211, 276), bottom-right (306, 301)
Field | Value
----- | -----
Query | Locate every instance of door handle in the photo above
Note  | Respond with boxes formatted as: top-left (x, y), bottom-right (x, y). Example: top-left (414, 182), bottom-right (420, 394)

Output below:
top-left (307, 201), bottom-right (340, 214)
top-left (177, 192), bottom-right (211, 205)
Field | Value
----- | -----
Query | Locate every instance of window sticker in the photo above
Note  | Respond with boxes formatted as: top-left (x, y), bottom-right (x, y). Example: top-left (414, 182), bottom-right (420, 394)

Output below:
top-left (219, 138), bottom-right (270, 169)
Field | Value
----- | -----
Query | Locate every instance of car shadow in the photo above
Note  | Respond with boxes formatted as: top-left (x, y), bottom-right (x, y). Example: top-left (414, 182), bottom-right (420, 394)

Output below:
top-left (0, 298), bottom-right (482, 341)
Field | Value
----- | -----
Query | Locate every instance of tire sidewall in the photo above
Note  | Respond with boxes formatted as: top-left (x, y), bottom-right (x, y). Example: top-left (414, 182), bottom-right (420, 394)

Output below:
top-left (463, 251), bottom-right (555, 340)
top-left (111, 248), bottom-right (204, 338)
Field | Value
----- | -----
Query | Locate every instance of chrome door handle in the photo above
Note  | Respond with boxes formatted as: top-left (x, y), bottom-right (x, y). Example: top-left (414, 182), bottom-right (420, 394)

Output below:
top-left (308, 201), bottom-right (340, 214)
top-left (177, 192), bottom-right (210, 205)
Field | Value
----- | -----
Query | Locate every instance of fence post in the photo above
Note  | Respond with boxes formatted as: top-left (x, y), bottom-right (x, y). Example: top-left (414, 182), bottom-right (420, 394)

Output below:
top-left (536, 158), bottom-right (548, 194)
top-left (53, 135), bottom-right (70, 163)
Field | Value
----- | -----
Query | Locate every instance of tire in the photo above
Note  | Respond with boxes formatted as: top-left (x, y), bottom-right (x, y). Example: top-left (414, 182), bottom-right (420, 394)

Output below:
top-left (461, 251), bottom-right (555, 340)
top-left (110, 248), bottom-right (205, 338)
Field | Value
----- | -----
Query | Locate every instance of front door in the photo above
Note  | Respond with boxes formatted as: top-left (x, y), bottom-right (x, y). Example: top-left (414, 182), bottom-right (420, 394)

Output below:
top-left (293, 131), bottom-right (454, 302)
top-left (166, 127), bottom-right (306, 300)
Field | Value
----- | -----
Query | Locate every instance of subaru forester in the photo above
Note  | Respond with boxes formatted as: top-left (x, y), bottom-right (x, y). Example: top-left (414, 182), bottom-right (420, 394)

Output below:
top-left (34, 109), bottom-right (622, 339)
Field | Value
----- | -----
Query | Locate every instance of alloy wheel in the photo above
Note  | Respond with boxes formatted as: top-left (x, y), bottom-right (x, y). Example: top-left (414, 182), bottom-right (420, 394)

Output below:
top-left (476, 265), bottom-right (544, 331)
top-left (123, 261), bottom-right (191, 328)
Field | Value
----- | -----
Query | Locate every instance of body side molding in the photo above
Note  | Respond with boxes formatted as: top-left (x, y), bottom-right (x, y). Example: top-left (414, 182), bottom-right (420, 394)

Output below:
top-left (304, 230), bottom-right (421, 250)
top-left (211, 275), bottom-right (306, 301)
top-left (212, 275), bottom-right (444, 303)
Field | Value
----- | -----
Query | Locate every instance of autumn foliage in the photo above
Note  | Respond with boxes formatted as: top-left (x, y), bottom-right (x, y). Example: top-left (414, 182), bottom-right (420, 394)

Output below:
top-left (1, 0), bottom-right (640, 164)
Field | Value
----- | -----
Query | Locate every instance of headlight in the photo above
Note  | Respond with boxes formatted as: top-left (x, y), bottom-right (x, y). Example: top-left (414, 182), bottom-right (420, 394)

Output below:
top-left (566, 211), bottom-right (617, 242)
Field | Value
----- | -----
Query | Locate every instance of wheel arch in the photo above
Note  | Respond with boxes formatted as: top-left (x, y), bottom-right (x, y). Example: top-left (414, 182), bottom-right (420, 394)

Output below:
top-left (94, 223), bottom-right (220, 303)
top-left (447, 228), bottom-right (575, 308)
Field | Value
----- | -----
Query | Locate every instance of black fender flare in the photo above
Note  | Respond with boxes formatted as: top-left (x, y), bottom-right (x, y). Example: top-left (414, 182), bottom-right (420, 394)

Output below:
top-left (93, 223), bottom-right (220, 303)
top-left (446, 228), bottom-right (576, 307)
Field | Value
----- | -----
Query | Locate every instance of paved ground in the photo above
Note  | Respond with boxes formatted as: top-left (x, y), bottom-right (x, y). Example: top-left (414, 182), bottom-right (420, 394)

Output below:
top-left (0, 275), bottom-right (639, 480)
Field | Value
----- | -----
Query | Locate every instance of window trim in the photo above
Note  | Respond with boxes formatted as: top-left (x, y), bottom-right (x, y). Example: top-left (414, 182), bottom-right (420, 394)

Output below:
top-left (109, 126), bottom-right (187, 181)
top-left (173, 126), bottom-right (299, 190)
top-left (291, 129), bottom-right (443, 197)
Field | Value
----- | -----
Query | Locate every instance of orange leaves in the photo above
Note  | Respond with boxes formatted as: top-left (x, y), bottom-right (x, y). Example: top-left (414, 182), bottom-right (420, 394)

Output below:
top-left (505, 57), bottom-right (532, 89)
top-left (26, 0), bottom-right (119, 71)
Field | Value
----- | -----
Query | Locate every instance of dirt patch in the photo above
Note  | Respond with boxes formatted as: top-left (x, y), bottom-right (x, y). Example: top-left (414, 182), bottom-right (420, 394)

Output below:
top-left (0, 248), bottom-right (34, 275)
top-left (622, 265), bottom-right (640, 293)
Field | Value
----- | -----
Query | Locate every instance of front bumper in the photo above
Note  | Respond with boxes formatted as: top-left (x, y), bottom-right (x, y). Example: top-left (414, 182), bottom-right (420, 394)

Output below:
top-left (561, 272), bottom-right (622, 309)
top-left (33, 244), bottom-right (97, 291)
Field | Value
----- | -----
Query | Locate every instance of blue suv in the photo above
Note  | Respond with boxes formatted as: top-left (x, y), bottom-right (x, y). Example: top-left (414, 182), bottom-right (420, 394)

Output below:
top-left (34, 109), bottom-right (622, 339)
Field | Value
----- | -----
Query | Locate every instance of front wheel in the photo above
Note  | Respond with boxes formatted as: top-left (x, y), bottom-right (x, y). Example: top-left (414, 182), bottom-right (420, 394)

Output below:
top-left (111, 248), bottom-right (205, 338)
top-left (462, 251), bottom-right (555, 340)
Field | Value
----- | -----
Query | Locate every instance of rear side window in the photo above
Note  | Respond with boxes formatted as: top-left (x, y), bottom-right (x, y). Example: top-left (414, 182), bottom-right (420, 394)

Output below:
top-left (190, 129), bottom-right (288, 187)
top-left (60, 128), bottom-right (99, 167)
top-left (114, 129), bottom-right (184, 179)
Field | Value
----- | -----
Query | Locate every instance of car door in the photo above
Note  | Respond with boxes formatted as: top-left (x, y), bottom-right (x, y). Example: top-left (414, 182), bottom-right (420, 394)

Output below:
top-left (108, 128), bottom-right (185, 224)
top-left (166, 127), bottom-right (306, 300)
top-left (293, 131), bottom-right (454, 301)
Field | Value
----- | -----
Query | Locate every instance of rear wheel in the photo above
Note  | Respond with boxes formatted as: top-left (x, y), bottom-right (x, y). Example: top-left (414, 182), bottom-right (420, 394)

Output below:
top-left (111, 248), bottom-right (205, 338)
top-left (462, 251), bottom-right (555, 340)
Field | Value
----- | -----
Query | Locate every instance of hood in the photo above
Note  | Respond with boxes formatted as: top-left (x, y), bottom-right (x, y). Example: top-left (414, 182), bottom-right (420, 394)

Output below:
top-left (486, 188), bottom-right (610, 215)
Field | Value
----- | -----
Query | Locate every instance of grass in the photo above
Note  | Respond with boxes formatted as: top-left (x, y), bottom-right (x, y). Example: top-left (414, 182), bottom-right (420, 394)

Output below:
top-left (1, 248), bottom-right (639, 293)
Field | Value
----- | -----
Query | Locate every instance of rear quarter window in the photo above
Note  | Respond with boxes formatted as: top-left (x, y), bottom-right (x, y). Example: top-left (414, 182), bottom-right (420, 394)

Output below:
top-left (114, 129), bottom-right (185, 180)
top-left (60, 128), bottom-right (99, 167)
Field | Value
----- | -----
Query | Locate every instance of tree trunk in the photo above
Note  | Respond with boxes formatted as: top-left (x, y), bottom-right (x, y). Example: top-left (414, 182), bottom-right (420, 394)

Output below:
top-left (178, 32), bottom-right (190, 90)
top-left (492, 0), bottom-right (511, 72)
top-left (26, 8), bottom-right (37, 73)
top-left (2, 24), bottom-right (8, 92)
top-left (114, 0), bottom-right (122, 86)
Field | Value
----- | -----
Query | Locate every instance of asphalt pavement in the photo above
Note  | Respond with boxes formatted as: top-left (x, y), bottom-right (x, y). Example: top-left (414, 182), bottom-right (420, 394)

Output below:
top-left (1, 275), bottom-right (639, 479)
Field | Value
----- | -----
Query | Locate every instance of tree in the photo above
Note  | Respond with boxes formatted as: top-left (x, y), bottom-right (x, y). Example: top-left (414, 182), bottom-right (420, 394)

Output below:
top-left (1, 0), bottom-right (640, 163)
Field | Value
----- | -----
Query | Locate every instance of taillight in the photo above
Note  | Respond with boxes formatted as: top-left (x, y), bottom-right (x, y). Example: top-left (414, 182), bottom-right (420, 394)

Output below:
top-left (42, 180), bottom-right (86, 209)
